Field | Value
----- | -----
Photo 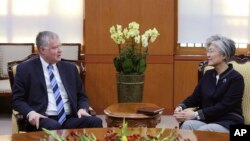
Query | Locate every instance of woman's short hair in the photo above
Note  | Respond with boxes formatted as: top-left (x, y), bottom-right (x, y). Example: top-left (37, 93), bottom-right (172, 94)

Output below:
top-left (205, 35), bottom-right (236, 62)
top-left (36, 31), bottom-right (59, 49)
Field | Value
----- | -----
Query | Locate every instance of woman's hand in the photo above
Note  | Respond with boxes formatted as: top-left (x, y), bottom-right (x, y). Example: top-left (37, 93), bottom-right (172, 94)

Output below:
top-left (173, 108), bottom-right (196, 122)
top-left (174, 106), bottom-right (183, 112)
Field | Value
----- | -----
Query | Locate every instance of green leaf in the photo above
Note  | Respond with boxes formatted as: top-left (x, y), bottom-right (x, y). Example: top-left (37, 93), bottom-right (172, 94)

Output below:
top-left (121, 118), bottom-right (128, 136)
top-left (137, 58), bottom-right (146, 74)
top-left (122, 59), bottom-right (133, 74)
top-left (156, 128), bottom-right (166, 139)
top-left (42, 128), bottom-right (65, 141)
top-left (114, 57), bottom-right (122, 72)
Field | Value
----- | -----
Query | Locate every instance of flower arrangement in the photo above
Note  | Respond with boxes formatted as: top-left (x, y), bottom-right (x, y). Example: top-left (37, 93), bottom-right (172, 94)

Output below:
top-left (110, 21), bottom-right (160, 74)
top-left (41, 119), bottom-right (188, 141)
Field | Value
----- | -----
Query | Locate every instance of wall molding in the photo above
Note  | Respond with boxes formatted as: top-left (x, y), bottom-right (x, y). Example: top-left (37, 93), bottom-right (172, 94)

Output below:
top-left (85, 54), bottom-right (174, 64)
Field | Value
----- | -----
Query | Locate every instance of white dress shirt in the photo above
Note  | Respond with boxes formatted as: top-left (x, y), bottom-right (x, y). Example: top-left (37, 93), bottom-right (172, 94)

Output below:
top-left (40, 57), bottom-right (72, 115)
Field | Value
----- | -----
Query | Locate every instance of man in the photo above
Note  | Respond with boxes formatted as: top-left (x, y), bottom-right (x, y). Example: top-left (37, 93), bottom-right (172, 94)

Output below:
top-left (12, 31), bottom-right (102, 131)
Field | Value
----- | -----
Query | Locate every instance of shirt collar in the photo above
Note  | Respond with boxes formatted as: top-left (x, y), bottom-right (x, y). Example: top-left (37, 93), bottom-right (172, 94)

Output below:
top-left (213, 64), bottom-right (234, 80)
top-left (40, 56), bottom-right (56, 69)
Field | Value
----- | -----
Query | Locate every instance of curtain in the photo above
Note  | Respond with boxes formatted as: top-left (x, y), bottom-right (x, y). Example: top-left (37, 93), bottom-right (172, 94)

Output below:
top-left (0, 0), bottom-right (84, 43)
top-left (178, 0), bottom-right (250, 44)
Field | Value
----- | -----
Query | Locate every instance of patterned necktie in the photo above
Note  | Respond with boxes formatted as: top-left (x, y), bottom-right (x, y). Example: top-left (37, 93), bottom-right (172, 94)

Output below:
top-left (47, 64), bottom-right (66, 124)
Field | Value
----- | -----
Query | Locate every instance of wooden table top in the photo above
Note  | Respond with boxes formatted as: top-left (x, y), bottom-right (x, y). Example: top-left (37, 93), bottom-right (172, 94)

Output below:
top-left (0, 128), bottom-right (229, 141)
top-left (104, 103), bottom-right (162, 118)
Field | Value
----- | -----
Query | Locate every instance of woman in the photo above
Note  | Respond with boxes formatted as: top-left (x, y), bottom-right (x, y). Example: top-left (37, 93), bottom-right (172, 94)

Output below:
top-left (173, 35), bottom-right (245, 133)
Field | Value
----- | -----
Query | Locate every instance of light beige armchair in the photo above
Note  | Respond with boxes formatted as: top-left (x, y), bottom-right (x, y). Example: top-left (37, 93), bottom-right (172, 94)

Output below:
top-left (0, 43), bottom-right (34, 97)
top-left (198, 54), bottom-right (250, 124)
top-left (61, 43), bottom-right (81, 60)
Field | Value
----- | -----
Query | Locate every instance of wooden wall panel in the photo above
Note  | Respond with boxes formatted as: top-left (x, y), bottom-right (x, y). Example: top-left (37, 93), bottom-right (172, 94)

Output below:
top-left (85, 63), bottom-right (174, 114)
top-left (143, 64), bottom-right (174, 114)
top-left (85, 64), bottom-right (117, 113)
top-left (85, 0), bottom-right (174, 55)
top-left (173, 61), bottom-right (201, 106)
top-left (85, 0), bottom-right (175, 114)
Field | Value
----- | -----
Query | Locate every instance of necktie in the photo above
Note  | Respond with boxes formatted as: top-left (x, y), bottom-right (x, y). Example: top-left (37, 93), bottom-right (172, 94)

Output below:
top-left (47, 64), bottom-right (66, 124)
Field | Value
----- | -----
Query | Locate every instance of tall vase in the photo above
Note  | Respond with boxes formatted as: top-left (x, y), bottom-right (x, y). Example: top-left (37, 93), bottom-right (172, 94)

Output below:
top-left (116, 73), bottom-right (145, 103)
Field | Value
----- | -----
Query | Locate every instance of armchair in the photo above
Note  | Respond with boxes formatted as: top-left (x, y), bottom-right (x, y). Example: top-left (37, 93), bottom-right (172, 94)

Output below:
top-left (60, 43), bottom-right (81, 60)
top-left (0, 43), bottom-right (34, 97)
top-left (198, 54), bottom-right (250, 124)
top-left (8, 53), bottom-right (95, 133)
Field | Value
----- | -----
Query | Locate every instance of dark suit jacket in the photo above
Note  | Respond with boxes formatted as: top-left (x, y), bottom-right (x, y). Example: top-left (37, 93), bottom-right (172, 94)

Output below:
top-left (179, 64), bottom-right (244, 129)
top-left (11, 57), bottom-right (89, 118)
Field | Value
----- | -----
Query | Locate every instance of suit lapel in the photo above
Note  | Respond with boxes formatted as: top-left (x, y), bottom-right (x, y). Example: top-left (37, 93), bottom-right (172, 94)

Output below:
top-left (56, 62), bottom-right (71, 98)
top-left (34, 58), bottom-right (46, 90)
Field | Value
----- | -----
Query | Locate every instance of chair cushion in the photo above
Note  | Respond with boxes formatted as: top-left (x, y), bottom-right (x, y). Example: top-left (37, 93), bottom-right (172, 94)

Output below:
top-left (75, 64), bottom-right (80, 74)
top-left (0, 79), bottom-right (11, 93)
top-left (231, 61), bottom-right (250, 124)
top-left (61, 44), bottom-right (80, 60)
top-left (12, 64), bottom-right (18, 76)
top-left (0, 44), bottom-right (33, 78)
top-left (203, 61), bottom-right (250, 124)
top-left (61, 47), bottom-right (79, 60)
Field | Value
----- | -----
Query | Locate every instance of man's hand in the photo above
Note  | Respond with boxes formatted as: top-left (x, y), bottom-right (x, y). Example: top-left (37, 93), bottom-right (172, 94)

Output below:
top-left (77, 108), bottom-right (91, 118)
top-left (27, 111), bottom-right (47, 129)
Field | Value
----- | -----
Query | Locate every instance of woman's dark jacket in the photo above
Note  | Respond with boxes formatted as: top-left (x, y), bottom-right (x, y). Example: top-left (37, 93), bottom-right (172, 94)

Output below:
top-left (179, 64), bottom-right (245, 129)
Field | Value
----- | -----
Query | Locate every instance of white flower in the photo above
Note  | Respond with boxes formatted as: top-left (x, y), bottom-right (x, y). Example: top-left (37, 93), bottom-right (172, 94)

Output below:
top-left (127, 28), bottom-right (140, 38)
top-left (109, 26), bottom-right (116, 33)
top-left (109, 22), bottom-right (160, 47)
top-left (109, 21), bottom-right (159, 48)
top-left (123, 28), bottom-right (129, 39)
top-left (128, 21), bottom-right (139, 30)
top-left (149, 28), bottom-right (160, 42)
top-left (110, 21), bottom-right (160, 74)
top-left (134, 35), bottom-right (141, 44)
top-left (141, 34), bottom-right (149, 47)
top-left (110, 24), bottom-right (125, 44)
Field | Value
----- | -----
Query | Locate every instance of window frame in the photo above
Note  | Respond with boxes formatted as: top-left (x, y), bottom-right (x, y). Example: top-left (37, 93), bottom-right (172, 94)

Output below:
top-left (175, 0), bottom-right (250, 56)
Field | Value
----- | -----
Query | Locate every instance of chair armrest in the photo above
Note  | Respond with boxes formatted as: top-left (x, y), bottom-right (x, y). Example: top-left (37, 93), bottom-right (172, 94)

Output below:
top-left (13, 107), bottom-right (96, 133)
top-left (88, 107), bottom-right (96, 116)
top-left (13, 110), bottom-right (24, 120)
top-left (12, 110), bottom-right (27, 133)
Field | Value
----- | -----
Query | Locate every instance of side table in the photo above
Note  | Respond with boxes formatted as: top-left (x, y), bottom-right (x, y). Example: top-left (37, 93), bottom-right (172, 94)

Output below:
top-left (104, 103), bottom-right (163, 127)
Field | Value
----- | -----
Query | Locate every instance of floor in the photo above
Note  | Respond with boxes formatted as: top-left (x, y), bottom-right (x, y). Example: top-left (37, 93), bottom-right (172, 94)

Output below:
top-left (0, 114), bottom-right (178, 135)
top-left (0, 114), bottom-right (11, 135)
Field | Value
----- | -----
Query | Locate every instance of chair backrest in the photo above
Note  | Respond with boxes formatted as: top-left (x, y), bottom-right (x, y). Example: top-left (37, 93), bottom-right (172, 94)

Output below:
top-left (61, 43), bottom-right (81, 60)
top-left (61, 58), bottom-right (86, 86)
top-left (198, 55), bottom-right (250, 124)
top-left (8, 53), bottom-right (86, 88)
top-left (0, 43), bottom-right (34, 79)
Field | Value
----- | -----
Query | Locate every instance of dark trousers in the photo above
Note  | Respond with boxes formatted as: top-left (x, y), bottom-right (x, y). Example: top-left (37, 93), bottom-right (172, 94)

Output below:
top-left (25, 115), bottom-right (103, 131)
